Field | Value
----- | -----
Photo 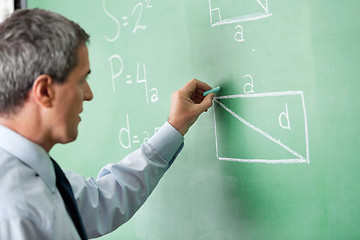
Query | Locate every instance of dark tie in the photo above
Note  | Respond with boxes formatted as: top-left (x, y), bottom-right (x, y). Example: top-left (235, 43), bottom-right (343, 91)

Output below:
top-left (51, 158), bottom-right (88, 240)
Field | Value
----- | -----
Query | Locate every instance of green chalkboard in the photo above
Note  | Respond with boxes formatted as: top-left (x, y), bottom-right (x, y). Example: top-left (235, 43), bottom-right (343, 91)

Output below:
top-left (27, 0), bottom-right (360, 239)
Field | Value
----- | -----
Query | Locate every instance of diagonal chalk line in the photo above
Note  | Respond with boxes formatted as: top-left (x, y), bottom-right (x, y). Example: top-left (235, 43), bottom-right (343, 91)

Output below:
top-left (214, 99), bottom-right (306, 161)
top-left (256, 0), bottom-right (269, 14)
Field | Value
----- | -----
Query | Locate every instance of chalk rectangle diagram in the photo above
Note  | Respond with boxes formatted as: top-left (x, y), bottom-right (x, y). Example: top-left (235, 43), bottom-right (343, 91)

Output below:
top-left (213, 91), bottom-right (309, 164)
top-left (209, 0), bottom-right (272, 26)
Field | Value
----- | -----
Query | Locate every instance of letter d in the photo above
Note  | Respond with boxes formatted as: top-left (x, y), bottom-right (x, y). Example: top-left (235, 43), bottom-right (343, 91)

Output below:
top-left (119, 114), bottom-right (131, 149)
top-left (279, 103), bottom-right (291, 130)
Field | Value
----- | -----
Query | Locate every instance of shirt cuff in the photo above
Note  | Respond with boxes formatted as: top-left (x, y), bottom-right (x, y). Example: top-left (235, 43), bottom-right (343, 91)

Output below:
top-left (147, 122), bottom-right (184, 164)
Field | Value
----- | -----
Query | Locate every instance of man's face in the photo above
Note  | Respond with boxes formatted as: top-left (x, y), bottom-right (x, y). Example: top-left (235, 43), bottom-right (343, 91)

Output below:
top-left (51, 43), bottom-right (93, 144)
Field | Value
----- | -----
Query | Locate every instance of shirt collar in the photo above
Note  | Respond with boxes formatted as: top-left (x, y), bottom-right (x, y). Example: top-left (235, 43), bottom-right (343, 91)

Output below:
top-left (0, 124), bottom-right (56, 193)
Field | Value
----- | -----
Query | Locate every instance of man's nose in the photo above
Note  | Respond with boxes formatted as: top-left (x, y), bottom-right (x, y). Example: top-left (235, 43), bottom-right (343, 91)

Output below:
top-left (84, 81), bottom-right (93, 101)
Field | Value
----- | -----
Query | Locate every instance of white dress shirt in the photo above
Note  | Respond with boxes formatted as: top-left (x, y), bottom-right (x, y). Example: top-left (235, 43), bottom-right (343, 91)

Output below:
top-left (0, 122), bottom-right (184, 239)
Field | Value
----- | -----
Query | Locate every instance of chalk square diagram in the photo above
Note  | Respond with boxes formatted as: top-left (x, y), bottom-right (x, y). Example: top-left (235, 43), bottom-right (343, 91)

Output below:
top-left (213, 91), bottom-right (309, 164)
top-left (209, 0), bottom-right (272, 26)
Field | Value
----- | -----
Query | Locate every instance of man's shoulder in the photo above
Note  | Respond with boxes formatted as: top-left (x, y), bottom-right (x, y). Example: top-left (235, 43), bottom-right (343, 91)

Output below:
top-left (0, 150), bottom-right (54, 224)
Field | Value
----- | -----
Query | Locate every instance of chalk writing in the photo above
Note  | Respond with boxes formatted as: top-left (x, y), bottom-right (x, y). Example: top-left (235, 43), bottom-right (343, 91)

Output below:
top-left (108, 54), bottom-right (123, 92)
top-left (108, 55), bottom-right (159, 103)
top-left (209, 0), bottom-right (272, 26)
top-left (144, 0), bottom-right (152, 8)
top-left (279, 103), bottom-right (291, 130)
top-left (103, 0), bottom-right (120, 42)
top-left (234, 25), bottom-right (244, 42)
top-left (213, 91), bottom-right (309, 164)
top-left (119, 114), bottom-right (160, 149)
top-left (132, 2), bottom-right (147, 33)
top-left (243, 74), bottom-right (255, 94)
top-left (209, 0), bottom-right (272, 43)
top-left (103, 0), bottom-right (152, 42)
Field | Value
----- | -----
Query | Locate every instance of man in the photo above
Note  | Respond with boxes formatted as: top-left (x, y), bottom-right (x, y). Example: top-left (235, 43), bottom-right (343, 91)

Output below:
top-left (0, 9), bottom-right (214, 239)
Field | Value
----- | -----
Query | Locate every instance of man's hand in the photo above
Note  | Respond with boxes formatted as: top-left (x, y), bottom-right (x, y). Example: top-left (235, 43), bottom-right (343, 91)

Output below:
top-left (168, 79), bottom-right (215, 136)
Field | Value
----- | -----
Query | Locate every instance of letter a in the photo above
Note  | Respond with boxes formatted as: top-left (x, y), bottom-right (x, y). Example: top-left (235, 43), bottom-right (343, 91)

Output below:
top-left (243, 74), bottom-right (255, 94)
top-left (279, 103), bottom-right (291, 130)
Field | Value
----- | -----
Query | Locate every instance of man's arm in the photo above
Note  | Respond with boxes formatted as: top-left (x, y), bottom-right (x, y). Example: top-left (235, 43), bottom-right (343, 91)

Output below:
top-left (66, 79), bottom-right (214, 238)
top-left (66, 122), bottom-right (182, 237)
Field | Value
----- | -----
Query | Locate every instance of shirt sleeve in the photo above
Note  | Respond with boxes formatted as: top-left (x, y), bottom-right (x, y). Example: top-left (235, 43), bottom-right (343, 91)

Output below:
top-left (65, 122), bottom-right (184, 238)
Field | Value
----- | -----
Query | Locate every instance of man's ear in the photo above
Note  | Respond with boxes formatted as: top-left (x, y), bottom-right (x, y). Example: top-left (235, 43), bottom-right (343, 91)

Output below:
top-left (31, 75), bottom-right (55, 108)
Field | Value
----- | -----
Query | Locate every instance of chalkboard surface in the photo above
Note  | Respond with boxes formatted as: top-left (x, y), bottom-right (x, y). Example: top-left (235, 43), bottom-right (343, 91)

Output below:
top-left (27, 0), bottom-right (360, 239)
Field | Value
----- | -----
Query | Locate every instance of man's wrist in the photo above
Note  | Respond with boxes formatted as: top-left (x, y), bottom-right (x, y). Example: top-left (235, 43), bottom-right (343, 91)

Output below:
top-left (147, 122), bottom-right (184, 163)
top-left (167, 119), bottom-right (187, 136)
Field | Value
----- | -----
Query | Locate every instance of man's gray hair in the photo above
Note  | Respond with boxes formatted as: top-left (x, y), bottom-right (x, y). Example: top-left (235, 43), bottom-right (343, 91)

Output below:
top-left (0, 8), bottom-right (89, 115)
